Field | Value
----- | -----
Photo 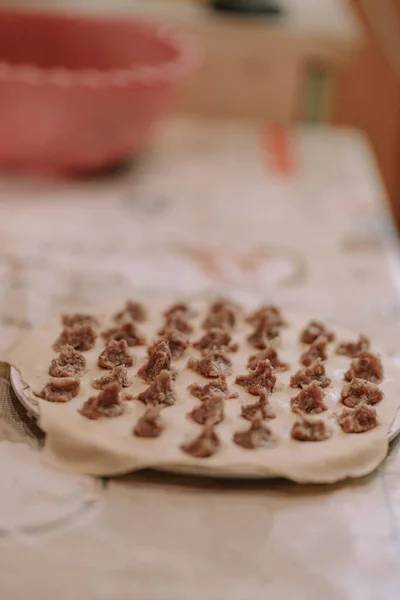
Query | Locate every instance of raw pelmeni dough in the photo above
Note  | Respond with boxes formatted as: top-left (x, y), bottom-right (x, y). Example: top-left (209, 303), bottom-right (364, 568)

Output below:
top-left (7, 298), bottom-right (400, 483)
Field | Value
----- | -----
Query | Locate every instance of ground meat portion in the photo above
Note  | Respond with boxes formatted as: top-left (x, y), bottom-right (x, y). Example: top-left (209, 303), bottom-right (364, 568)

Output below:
top-left (36, 377), bottom-right (80, 403)
top-left (114, 300), bottom-right (147, 323)
top-left (159, 303), bottom-right (194, 337)
top-left (160, 327), bottom-right (190, 360)
top-left (300, 320), bottom-right (335, 344)
top-left (79, 382), bottom-right (124, 420)
top-left (233, 419), bottom-right (274, 450)
top-left (101, 322), bottom-right (146, 347)
top-left (159, 312), bottom-right (193, 336)
top-left (290, 382), bottom-right (327, 415)
top-left (188, 395), bottom-right (225, 425)
top-left (193, 328), bottom-right (238, 353)
top-left (188, 349), bottom-right (232, 378)
top-left (336, 334), bottom-right (370, 358)
top-left (137, 340), bottom-right (174, 383)
top-left (92, 365), bottom-right (132, 390)
top-left (291, 417), bottom-right (332, 442)
top-left (300, 336), bottom-right (328, 366)
top-left (133, 406), bottom-right (164, 438)
top-left (247, 315), bottom-right (280, 350)
top-left (97, 339), bottom-right (133, 370)
top-left (340, 378), bottom-right (383, 408)
top-left (247, 344), bottom-right (289, 372)
top-left (241, 390), bottom-right (276, 421)
top-left (188, 375), bottom-right (238, 400)
top-left (164, 302), bottom-right (194, 320)
top-left (235, 360), bottom-right (276, 395)
top-left (181, 424), bottom-right (220, 458)
top-left (290, 359), bottom-right (331, 389)
top-left (338, 403), bottom-right (378, 433)
top-left (49, 345), bottom-right (86, 378)
top-left (53, 324), bottom-right (97, 352)
top-left (137, 370), bottom-right (176, 407)
top-left (202, 299), bottom-right (237, 331)
top-left (344, 351), bottom-right (384, 383)
top-left (246, 305), bottom-right (284, 328)
top-left (62, 313), bottom-right (99, 329)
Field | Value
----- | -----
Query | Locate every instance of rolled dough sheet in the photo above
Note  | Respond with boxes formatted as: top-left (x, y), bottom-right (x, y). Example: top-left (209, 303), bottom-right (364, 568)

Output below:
top-left (7, 298), bottom-right (400, 483)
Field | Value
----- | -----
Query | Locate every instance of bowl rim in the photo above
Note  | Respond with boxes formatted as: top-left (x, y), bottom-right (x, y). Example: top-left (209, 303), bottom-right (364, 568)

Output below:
top-left (0, 7), bottom-right (203, 88)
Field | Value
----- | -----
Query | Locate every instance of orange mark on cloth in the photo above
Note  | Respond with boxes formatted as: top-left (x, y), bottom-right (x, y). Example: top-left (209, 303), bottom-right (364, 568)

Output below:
top-left (234, 254), bottom-right (263, 273)
top-left (188, 249), bottom-right (226, 281)
top-left (263, 125), bottom-right (296, 177)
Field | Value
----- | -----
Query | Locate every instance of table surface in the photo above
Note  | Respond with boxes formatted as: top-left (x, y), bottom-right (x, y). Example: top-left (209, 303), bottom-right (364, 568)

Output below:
top-left (1, 116), bottom-right (400, 599)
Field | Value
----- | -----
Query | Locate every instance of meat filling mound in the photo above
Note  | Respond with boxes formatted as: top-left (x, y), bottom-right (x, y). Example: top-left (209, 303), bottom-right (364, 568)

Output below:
top-left (53, 324), bottom-right (97, 352)
top-left (290, 359), bottom-right (331, 389)
top-left (98, 339), bottom-right (133, 370)
top-left (336, 334), bottom-right (370, 358)
top-left (188, 375), bottom-right (238, 400)
top-left (235, 359), bottom-right (276, 395)
top-left (160, 326), bottom-right (190, 360)
top-left (202, 299), bottom-right (237, 331)
top-left (300, 336), bottom-right (328, 367)
top-left (181, 425), bottom-right (220, 458)
top-left (193, 327), bottom-right (238, 353)
top-left (188, 349), bottom-right (232, 378)
top-left (246, 305), bottom-right (284, 328)
top-left (133, 407), bottom-right (164, 438)
top-left (159, 308), bottom-right (193, 336)
top-left (290, 382), bottom-right (327, 415)
top-left (340, 378), bottom-right (383, 408)
top-left (62, 313), bottom-right (99, 328)
top-left (136, 370), bottom-right (176, 407)
top-left (291, 417), bottom-right (332, 442)
top-left (79, 383), bottom-right (124, 419)
top-left (164, 303), bottom-right (194, 319)
top-left (36, 377), bottom-right (80, 403)
top-left (338, 403), bottom-right (378, 433)
top-left (137, 340), bottom-right (174, 383)
top-left (241, 390), bottom-right (275, 421)
top-left (114, 300), bottom-right (147, 323)
top-left (233, 419), bottom-right (274, 449)
top-left (247, 315), bottom-right (280, 350)
top-left (247, 344), bottom-right (289, 372)
top-left (344, 351), bottom-right (384, 383)
top-left (49, 345), bottom-right (86, 378)
top-left (300, 320), bottom-right (335, 344)
top-left (92, 365), bottom-right (132, 390)
top-left (188, 395), bottom-right (225, 425)
top-left (101, 322), bottom-right (145, 347)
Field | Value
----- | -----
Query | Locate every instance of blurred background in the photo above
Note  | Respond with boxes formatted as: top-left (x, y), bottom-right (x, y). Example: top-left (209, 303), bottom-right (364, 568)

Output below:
top-left (0, 0), bottom-right (398, 226)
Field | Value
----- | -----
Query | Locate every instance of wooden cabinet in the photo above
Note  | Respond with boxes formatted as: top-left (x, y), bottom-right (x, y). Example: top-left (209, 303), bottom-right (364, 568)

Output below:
top-left (118, 0), bottom-right (362, 120)
top-left (332, 0), bottom-right (400, 228)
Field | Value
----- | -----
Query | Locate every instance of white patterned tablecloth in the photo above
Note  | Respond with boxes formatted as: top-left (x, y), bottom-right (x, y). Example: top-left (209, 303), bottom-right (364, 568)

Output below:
top-left (1, 117), bottom-right (400, 600)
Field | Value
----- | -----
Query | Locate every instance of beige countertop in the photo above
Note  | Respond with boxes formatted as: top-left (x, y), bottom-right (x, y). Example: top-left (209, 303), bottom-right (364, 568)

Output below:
top-left (0, 116), bottom-right (400, 599)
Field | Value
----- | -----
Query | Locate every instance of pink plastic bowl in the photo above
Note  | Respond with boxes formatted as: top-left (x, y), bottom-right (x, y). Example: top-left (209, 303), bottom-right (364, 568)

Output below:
top-left (0, 9), bottom-right (201, 175)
